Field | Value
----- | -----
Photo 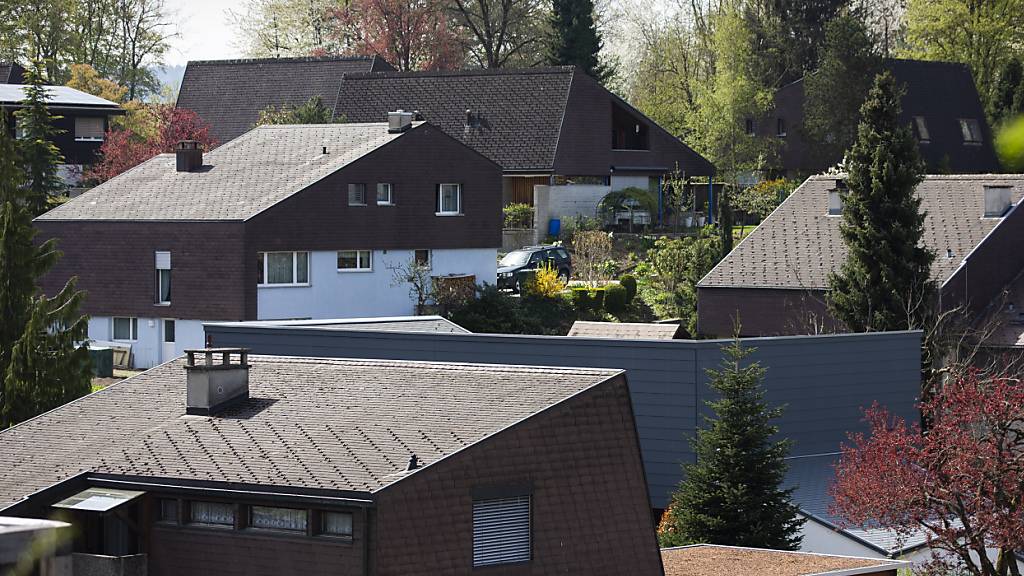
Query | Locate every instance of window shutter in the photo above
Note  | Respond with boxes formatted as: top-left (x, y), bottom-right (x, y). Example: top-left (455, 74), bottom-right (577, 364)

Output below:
top-left (155, 251), bottom-right (171, 270)
top-left (75, 116), bottom-right (105, 140)
top-left (472, 496), bottom-right (530, 566)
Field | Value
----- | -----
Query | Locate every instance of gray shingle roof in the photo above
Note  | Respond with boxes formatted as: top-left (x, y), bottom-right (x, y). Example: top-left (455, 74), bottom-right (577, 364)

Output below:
top-left (175, 56), bottom-right (393, 144)
top-left (335, 67), bottom-right (574, 171)
top-left (36, 122), bottom-right (419, 221)
top-left (568, 321), bottom-right (682, 340)
top-left (700, 175), bottom-right (1024, 290)
top-left (0, 355), bottom-right (620, 509)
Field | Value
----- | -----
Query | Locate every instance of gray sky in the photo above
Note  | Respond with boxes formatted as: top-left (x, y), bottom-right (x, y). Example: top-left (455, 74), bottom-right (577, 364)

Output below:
top-left (165, 0), bottom-right (243, 66)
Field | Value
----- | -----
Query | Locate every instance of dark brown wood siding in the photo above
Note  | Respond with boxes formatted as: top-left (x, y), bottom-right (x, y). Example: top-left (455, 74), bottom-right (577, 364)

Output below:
top-left (34, 220), bottom-right (248, 321)
top-left (372, 375), bottom-right (663, 576)
top-left (697, 286), bottom-right (839, 337)
top-left (505, 176), bottom-right (549, 206)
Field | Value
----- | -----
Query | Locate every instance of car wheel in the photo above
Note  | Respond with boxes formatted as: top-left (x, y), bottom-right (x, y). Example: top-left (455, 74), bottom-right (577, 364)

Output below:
top-left (514, 279), bottom-right (522, 293)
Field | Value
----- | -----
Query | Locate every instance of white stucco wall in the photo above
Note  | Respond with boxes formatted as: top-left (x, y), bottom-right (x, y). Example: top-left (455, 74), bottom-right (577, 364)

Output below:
top-left (534, 184), bottom-right (611, 230)
top-left (88, 317), bottom-right (205, 369)
top-left (257, 248), bottom-right (496, 321)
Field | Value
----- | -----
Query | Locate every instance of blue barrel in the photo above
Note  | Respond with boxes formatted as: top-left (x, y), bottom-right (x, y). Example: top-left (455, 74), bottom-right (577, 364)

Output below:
top-left (548, 218), bottom-right (561, 237)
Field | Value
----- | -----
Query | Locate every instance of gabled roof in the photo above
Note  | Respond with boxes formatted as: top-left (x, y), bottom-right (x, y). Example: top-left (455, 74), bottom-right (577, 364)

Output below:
top-left (0, 355), bottom-right (621, 509)
top-left (335, 67), bottom-right (574, 172)
top-left (568, 321), bottom-right (683, 340)
top-left (175, 55), bottom-right (394, 143)
top-left (0, 62), bottom-right (25, 84)
top-left (210, 315), bottom-right (471, 334)
top-left (699, 175), bottom-right (1024, 290)
top-left (0, 84), bottom-right (120, 110)
top-left (36, 122), bottom-right (422, 221)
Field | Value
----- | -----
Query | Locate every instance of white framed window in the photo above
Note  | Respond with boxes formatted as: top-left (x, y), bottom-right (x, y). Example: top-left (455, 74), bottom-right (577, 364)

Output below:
top-left (337, 250), bottom-right (372, 271)
top-left (257, 251), bottom-right (310, 286)
top-left (74, 116), bottom-right (105, 141)
top-left (155, 251), bottom-right (171, 304)
top-left (163, 319), bottom-right (176, 343)
top-left (376, 183), bottom-right (393, 205)
top-left (414, 249), bottom-right (431, 269)
top-left (320, 511), bottom-right (353, 538)
top-left (913, 116), bottom-right (930, 142)
top-left (437, 183), bottom-right (461, 215)
top-left (250, 506), bottom-right (307, 532)
top-left (959, 118), bottom-right (982, 144)
top-left (348, 183), bottom-right (367, 206)
top-left (473, 495), bottom-right (531, 567)
top-left (112, 317), bottom-right (138, 341)
top-left (189, 501), bottom-right (234, 527)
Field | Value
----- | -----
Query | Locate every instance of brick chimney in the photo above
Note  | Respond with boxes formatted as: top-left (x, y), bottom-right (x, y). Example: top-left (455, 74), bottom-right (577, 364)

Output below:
top-left (983, 185), bottom-right (1013, 217)
top-left (387, 110), bottom-right (414, 133)
top-left (175, 140), bottom-right (203, 172)
top-left (184, 348), bottom-right (250, 415)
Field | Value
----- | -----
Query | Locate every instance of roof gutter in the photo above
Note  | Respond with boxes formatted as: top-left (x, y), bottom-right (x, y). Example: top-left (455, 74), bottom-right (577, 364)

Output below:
top-left (88, 475), bottom-right (376, 508)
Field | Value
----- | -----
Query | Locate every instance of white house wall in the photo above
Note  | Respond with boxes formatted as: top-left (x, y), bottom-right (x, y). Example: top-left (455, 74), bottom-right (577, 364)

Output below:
top-left (88, 317), bottom-right (205, 369)
top-left (610, 175), bottom-right (654, 191)
top-left (257, 248), bottom-right (496, 321)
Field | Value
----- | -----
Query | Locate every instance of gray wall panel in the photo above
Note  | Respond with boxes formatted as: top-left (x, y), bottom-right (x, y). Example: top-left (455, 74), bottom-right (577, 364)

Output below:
top-left (205, 325), bottom-right (920, 508)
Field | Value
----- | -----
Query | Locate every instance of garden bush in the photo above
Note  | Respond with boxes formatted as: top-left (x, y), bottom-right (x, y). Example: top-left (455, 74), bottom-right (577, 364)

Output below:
top-left (503, 202), bottom-right (534, 228)
top-left (619, 274), bottom-right (637, 301)
top-left (604, 284), bottom-right (628, 315)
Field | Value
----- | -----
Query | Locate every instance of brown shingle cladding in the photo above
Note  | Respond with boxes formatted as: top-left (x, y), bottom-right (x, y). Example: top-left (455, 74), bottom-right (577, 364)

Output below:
top-left (568, 321), bottom-right (683, 340)
top-left (700, 174), bottom-right (1024, 290)
top-left (175, 55), bottom-right (393, 143)
top-left (0, 356), bottom-right (621, 509)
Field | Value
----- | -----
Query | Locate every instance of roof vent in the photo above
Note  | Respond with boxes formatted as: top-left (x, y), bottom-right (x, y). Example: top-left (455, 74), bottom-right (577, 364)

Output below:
top-left (406, 454), bottom-right (419, 471)
top-left (983, 185), bottom-right (1013, 217)
top-left (946, 248), bottom-right (955, 259)
top-left (388, 110), bottom-right (414, 133)
top-left (175, 140), bottom-right (203, 172)
top-left (185, 348), bottom-right (250, 415)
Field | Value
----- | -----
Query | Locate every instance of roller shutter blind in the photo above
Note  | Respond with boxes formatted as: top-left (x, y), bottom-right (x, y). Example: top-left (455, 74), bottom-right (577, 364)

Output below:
top-left (472, 495), bottom-right (531, 567)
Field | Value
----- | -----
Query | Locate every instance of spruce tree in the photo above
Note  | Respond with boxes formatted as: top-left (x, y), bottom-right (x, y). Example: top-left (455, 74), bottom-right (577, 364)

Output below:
top-left (658, 340), bottom-right (804, 549)
top-left (14, 61), bottom-right (66, 217)
top-left (0, 116), bottom-right (91, 429)
top-left (827, 72), bottom-right (933, 333)
top-left (549, 0), bottom-right (607, 81)
top-left (717, 186), bottom-right (734, 257)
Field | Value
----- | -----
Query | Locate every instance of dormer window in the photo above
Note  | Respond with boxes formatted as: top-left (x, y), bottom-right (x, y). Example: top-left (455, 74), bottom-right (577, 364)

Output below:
top-left (959, 118), bottom-right (982, 144)
top-left (913, 116), bottom-right (930, 142)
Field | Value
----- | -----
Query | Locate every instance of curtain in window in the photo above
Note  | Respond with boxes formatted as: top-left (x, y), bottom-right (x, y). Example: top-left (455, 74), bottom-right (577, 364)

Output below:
top-left (295, 252), bottom-right (309, 283)
top-left (267, 253), bottom-right (294, 284)
top-left (191, 501), bottom-right (234, 525)
top-left (113, 318), bottom-right (134, 340)
top-left (251, 506), bottom-right (307, 531)
top-left (439, 185), bottom-right (460, 213)
top-left (158, 270), bottom-right (171, 302)
top-left (322, 511), bottom-right (353, 536)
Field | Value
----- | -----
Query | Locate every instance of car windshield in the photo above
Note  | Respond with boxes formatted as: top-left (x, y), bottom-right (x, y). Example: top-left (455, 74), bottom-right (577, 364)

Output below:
top-left (499, 251), bottom-right (533, 267)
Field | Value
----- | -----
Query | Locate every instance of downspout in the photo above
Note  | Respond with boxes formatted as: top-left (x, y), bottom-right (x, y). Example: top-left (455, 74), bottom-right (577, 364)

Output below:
top-left (707, 180), bottom-right (714, 225)
top-left (657, 175), bottom-right (664, 226)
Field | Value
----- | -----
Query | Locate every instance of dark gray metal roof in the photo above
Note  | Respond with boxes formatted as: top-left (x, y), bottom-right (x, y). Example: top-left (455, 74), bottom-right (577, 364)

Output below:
top-left (0, 355), bottom-right (620, 510)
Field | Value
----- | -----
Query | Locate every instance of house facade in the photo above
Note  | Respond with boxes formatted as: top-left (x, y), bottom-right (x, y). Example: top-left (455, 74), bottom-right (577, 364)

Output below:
top-left (697, 175), bottom-right (1024, 337)
top-left (755, 59), bottom-right (1001, 177)
top-left (0, 81), bottom-right (122, 187)
top-left (35, 117), bottom-right (502, 368)
top-left (0, 352), bottom-right (663, 576)
top-left (178, 60), bottom-right (715, 236)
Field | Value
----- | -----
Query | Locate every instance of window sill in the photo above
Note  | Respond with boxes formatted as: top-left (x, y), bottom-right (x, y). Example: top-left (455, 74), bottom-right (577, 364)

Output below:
top-left (348, 203), bottom-right (367, 207)
top-left (154, 302), bottom-right (171, 307)
top-left (75, 137), bottom-right (105, 142)
top-left (377, 202), bottom-right (395, 206)
top-left (337, 269), bottom-right (373, 273)
top-left (258, 283), bottom-right (311, 289)
top-left (436, 212), bottom-right (463, 217)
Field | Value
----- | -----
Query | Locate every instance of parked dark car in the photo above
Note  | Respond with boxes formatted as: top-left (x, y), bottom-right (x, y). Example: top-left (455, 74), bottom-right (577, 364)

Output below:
top-left (497, 245), bottom-right (572, 292)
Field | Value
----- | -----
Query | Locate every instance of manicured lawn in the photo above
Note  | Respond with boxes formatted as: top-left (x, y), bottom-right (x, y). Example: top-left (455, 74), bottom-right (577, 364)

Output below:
top-left (91, 368), bottom-right (143, 392)
top-left (732, 224), bottom-right (757, 240)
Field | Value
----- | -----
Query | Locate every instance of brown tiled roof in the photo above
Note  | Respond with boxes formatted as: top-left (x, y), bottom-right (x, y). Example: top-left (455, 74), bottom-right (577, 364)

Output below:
top-left (175, 55), bottom-right (394, 143)
top-left (568, 321), bottom-right (682, 340)
top-left (36, 122), bottom-right (419, 221)
top-left (0, 356), bottom-right (619, 509)
top-left (700, 175), bottom-right (1024, 290)
top-left (661, 545), bottom-right (906, 576)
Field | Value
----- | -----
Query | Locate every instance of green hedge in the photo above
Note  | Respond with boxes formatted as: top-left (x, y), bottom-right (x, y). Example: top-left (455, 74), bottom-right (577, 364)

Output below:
top-left (619, 274), bottom-right (637, 301)
top-left (571, 287), bottom-right (607, 311)
top-left (604, 284), bottom-right (628, 314)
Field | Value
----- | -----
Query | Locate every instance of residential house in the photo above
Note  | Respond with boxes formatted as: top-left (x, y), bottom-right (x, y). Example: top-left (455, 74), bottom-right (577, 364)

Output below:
top-left (697, 175), bottom-right (1024, 338)
top-left (175, 55), bottom-right (395, 144)
top-left (755, 59), bottom-right (1001, 177)
top-left (177, 60), bottom-right (716, 238)
top-left (568, 320), bottom-right (685, 339)
top-left (661, 544), bottom-right (908, 576)
top-left (34, 115), bottom-right (502, 368)
top-left (202, 321), bottom-right (921, 514)
top-left (1, 82), bottom-right (122, 187)
top-left (0, 350), bottom-right (663, 576)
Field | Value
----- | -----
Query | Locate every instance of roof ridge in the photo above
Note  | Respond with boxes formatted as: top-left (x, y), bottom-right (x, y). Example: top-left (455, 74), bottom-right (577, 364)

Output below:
top-left (186, 55), bottom-right (378, 66)
top-left (248, 354), bottom-right (622, 375)
top-left (342, 65), bottom-right (575, 80)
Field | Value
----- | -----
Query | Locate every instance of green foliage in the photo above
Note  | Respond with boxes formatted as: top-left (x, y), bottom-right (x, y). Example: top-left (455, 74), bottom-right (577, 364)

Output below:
top-left (734, 178), bottom-right (796, 222)
top-left (549, 0), bottom-right (608, 81)
top-left (570, 287), bottom-right (607, 312)
top-left (0, 116), bottom-right (90, 428)
top-left (449, 284), bottom-right (576, 335)
top-left (619, 274), bottom-right (637, 301)
top-left (718, 188), bottom-right (734, 256)
top-left (803, 13), bottom-right (881, 169)
top-left (658, 340), bottom-right (804, 549)
top-left (502, 202), bottom-right (534, 229)
top-left (827, 72), bottom-right (934, 334)
top-left (996, 115), bottom-right (1024, 172)
top-left (256, 96), bottom-right (340, 126)
top-left (637, 232), bottom-right (722, 335)
top-left (988, 58), bottom-right (1024, 126)
top-left (604, 284), bottom-right (628, 315)
top-left (525, 263), bottom-right (566, 298)
top-left (14, 61), bottom-right (66, 216)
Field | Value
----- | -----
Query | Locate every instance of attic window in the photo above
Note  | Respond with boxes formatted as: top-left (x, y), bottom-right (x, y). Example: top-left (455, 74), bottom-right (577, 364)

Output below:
top-left (913, 116), bottom-right (930, 142)
top-left (611, 102), bottom-right (649, 150)
top-left (959, 118), bottom-right (982, 144)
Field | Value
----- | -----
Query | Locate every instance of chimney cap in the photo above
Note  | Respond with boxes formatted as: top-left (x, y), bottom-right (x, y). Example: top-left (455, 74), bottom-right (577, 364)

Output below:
top-left (406, 454), bottom-right (419, 471)
top-left (176, 140), bottom-right (200, 150)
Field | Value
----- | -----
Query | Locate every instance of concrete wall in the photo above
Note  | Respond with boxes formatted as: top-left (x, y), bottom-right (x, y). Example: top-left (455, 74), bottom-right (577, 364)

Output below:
top-left (202, 326), bottom-right (921, 508)
top-left (534, 184), bottom-right (611, 231)
top-left (256, 248), bottom-right (496, 321)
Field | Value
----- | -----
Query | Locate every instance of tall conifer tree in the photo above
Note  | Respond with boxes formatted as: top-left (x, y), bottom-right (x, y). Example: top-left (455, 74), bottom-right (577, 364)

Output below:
top-left (14, 61), bottom-right (66, 216)
top-left (549, 0), bottom-right (607, 81)
top-left (827, 72), bottom-right (933, 334)
top-left (658, 340), bottom-right (804, 549)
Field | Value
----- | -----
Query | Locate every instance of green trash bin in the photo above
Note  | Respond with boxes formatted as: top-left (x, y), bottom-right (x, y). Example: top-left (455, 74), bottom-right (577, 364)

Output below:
top-left (89, 346), bottom-right (113, 378)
